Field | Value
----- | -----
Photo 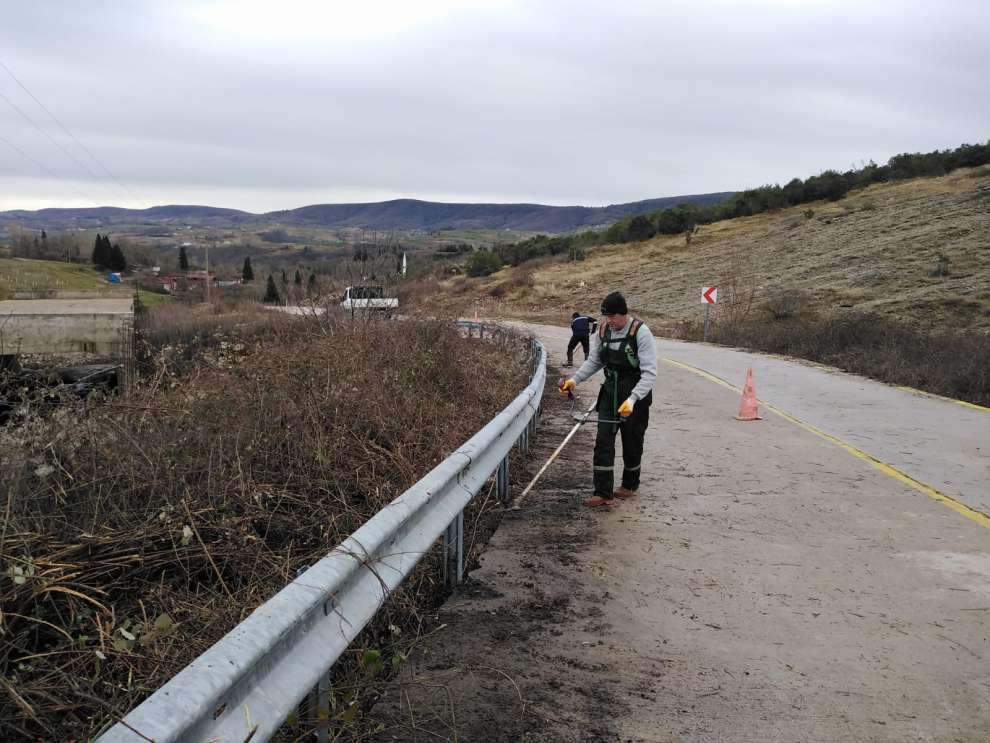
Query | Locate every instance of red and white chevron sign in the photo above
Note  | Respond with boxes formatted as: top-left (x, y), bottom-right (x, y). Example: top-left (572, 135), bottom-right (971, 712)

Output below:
top-left (702, 286), bottom-right (718, 304)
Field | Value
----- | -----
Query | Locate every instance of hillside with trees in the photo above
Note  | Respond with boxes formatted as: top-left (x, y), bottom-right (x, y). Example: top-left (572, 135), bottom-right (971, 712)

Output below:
top-left (494, 141), bottom-right (990, 267)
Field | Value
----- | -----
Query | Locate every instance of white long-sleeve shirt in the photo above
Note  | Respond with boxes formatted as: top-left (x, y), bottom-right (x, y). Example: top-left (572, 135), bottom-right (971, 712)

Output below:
top-left (571, 318), bottom-right (657, 402)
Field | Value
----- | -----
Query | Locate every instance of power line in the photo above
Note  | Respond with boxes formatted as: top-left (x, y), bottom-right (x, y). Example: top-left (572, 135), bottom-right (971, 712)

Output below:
top-left (0, 59), bottom-right (143, 207)
top-left (0, 131), bottom-right (99, 203)
top-left (0, 86), bottom-right (122, 206)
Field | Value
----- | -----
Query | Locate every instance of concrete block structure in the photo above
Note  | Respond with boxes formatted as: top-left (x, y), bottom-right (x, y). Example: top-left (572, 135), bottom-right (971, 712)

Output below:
top-left (0, 298), bottom-right (134, 358)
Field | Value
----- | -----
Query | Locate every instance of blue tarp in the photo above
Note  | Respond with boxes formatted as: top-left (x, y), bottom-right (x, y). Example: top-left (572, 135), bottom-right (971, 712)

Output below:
top-left (107, 272), bottom-right (122, 283)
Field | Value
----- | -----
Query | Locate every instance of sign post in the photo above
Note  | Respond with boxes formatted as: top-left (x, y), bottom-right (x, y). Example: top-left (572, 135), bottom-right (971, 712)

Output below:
top-left (702, 286), bottom-right (717, 341)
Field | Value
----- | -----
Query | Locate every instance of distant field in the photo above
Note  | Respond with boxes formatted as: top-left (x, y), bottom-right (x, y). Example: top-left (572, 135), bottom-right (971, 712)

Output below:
top-left (0, 257), bottom-right (122, 296)
top-left (0, 257), bottom-right (172, 308)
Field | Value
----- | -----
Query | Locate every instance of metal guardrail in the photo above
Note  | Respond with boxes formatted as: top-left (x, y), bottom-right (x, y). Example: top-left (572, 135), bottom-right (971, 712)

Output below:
top-left (98, 328), bottom-right (545, 743)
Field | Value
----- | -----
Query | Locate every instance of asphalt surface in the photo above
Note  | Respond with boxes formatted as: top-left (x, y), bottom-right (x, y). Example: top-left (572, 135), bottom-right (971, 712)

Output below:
top-left (372, 322), bottom-right (990, 742)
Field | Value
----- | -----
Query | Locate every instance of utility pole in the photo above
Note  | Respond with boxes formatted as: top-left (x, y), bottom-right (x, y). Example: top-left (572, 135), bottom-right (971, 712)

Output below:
top-left (204, 237), bottom-right (212, 305)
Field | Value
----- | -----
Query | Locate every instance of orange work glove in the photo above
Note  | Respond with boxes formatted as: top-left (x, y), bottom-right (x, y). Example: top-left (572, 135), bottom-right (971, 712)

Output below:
top-left (618, 398), bottom-right (634, 417)
top-left (559, 378), bottom-right (576, 395)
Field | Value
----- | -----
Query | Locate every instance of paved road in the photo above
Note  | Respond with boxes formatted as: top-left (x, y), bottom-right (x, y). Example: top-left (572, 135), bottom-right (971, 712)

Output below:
top-left (372, 322), bottom-right (990, 742)
top-left (537, 324), bottom-right (989, 518)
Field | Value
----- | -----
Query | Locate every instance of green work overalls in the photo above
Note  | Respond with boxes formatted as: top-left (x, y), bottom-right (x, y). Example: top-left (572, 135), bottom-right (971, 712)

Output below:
top-left (593, 319), bottom-right (652, 499)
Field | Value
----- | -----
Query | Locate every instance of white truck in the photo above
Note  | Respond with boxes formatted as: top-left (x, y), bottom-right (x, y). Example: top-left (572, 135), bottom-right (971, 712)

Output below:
top-left (339, 286), bottom-right (398, 317)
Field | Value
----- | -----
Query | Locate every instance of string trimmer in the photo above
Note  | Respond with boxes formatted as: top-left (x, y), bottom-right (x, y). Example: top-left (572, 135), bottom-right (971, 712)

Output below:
top-left (508, 387), bottom-right (622, 511)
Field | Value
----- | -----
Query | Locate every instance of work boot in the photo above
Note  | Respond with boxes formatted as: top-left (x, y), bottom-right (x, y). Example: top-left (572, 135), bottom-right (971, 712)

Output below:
top-left (613, 487), bottom-right (637, 499)
top-left (565, 354), bottom-right (573, 367)
top-left (583, 495), bottom-right (615, 508)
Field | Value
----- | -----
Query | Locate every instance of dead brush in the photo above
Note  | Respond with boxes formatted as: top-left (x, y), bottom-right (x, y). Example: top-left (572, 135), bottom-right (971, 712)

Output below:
top-left (134, 298), bottom-right (293, 378)
top-left (677, 309), bottom-right (990, 407)
top-left (0, 316), bottom-right (533, 740)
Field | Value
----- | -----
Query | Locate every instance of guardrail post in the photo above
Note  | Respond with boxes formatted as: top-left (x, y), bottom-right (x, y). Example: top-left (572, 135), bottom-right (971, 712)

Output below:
top-left (496, 456), bottom-right (509, 505)
top-left (309, 674), bottom-right (330, 743)
top-left (444, 512), bottom-right (464, 587)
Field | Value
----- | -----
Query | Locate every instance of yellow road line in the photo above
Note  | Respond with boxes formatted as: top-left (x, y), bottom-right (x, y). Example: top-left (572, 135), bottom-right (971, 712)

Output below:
top-left (662, 357), bottom-right (990, 531)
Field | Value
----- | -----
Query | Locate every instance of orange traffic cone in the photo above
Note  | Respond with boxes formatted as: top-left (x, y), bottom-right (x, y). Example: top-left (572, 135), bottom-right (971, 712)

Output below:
top-left (735, 368), bottom-right (762, 421)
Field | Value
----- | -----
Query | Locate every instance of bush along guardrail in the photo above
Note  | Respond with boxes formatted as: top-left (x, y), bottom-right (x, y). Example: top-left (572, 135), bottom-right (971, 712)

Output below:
top-left (97, 326), bottom-right (545, 743)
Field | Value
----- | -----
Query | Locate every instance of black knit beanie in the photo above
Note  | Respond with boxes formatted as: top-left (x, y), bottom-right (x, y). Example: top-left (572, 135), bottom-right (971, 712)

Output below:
top-left (600, 291), bottom-right (627, 315)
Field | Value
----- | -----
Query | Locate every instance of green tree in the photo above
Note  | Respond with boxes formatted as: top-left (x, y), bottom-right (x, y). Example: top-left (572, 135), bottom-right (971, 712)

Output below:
top-left (179, 246), bottom-right (189, 271)
top-left (307, 272), bottom-right (317, 296)
top-left (92, 233), bottom-right (109, 267)
top-left (626, 214), bottom-right (656, 242)
top-left (466, 249), bottom-right (503, 277)
top-left (242, 256), bottom-right (254, 282)
top-left (263, 274), bottom-right (281, 304)
top-left (294, 269), bottom-right (302, 286)
top-left (109, 243), bottom-right (127, 272)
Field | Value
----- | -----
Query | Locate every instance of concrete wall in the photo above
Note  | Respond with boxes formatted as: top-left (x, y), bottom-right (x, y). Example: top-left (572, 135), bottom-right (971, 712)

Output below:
top-left (0, 299), bottom-right (133, 358)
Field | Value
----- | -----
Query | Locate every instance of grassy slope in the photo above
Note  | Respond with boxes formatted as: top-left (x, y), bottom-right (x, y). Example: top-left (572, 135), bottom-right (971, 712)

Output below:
top-left (0, 257), bottom-right (122, 295)
top-left (443, 166), bottom-right (990, 334)
top-left (0, 256), bottom-right (173, 310)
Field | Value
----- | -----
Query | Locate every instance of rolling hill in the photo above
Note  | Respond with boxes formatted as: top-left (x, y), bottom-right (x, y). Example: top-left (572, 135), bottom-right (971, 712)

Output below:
top-left (0, 192), bottom-right (733, 234)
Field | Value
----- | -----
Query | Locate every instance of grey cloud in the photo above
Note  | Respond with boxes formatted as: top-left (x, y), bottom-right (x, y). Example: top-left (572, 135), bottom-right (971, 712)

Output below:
top-left (1, 0), bottom-right (988, 211)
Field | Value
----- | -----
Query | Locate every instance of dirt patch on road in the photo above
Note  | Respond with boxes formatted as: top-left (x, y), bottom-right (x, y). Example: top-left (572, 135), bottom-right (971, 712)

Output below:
top-left (367, 376), bottom-right (641, 742)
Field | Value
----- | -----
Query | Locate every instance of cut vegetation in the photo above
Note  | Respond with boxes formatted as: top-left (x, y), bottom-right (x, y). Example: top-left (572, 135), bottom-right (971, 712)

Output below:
top-left (0, 313), bottom-right (532, 740)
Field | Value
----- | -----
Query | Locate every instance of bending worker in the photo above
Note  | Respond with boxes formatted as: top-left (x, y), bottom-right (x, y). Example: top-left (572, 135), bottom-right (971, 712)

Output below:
top-left (559, 292), bottom-right (657, 508)
top-left (565, 311), bottom-right (597, 367)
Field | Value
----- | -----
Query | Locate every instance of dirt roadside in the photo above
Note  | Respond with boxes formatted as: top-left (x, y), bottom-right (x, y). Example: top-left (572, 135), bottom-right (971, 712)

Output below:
top-left (368, 332), bottom-right (990, 742)
top-left (369, 378), bottom-right (631, 741)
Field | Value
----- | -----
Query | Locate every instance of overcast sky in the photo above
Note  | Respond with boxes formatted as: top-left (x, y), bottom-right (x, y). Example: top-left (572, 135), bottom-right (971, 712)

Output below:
top-left (0, 0), bottom-right (987, 213)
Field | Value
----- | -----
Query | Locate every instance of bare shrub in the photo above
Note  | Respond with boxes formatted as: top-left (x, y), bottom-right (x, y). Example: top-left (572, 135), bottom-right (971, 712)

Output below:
top-left (489, 267), bottom-right (535, 298)
top-left (396, 275), bottom-right (441, 310)
top-left (0, 318), bottom-right (532, 739)
top-left (134, 297), bottom-right (291, 378)
top-left (762, 289), bottom-right (813, 322)
top-left (716, 252), bottom-right (757, 332)
top-left (708, 311), bottom-right (990, 406)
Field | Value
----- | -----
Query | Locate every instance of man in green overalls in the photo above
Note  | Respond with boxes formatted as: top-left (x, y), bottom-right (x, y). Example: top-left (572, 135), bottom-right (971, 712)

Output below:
top-left (559, 292), bottom-right (658, 508)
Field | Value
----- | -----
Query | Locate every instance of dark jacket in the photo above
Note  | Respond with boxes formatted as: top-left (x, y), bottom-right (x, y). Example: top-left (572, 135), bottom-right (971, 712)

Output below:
top-left (570, 315), bottom-right (595, 336)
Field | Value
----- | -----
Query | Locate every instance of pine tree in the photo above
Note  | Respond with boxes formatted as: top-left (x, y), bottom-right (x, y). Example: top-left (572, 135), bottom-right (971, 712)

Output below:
top-left (263, 275), bottom-right (281, 304)
top-left (242, 256), bottom-right (254, 282)
top-left (92, 233), bottom-right (110, 267)
top-left (294, 269), bottom-right (302, 286)
top-left (307, 272), bottom-right (317, 296)
top-left (281, 268), bottom-right (288, 284)
top-left (109, 243), bottom-right (127, 272)
top-left (179, 246), bottom-right (189, 272)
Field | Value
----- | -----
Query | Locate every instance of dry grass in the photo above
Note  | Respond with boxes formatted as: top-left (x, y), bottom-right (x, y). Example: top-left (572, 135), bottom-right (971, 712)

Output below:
top-left (453, 168), bottom-right (990, 334)
top-left (0, 315), bottom-right (532, 740)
